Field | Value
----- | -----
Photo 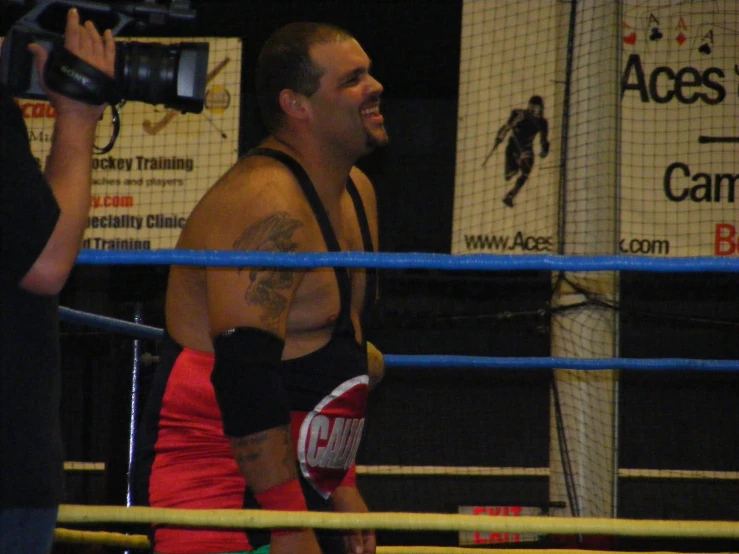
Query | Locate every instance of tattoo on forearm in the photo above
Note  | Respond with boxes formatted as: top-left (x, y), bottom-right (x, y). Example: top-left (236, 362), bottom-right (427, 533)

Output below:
top-left (233, 213), bottom-right (302, 329)
top-left (232, 431), bottom-right (269, 465)
top-left (230, 426), bottom-right (296, 478)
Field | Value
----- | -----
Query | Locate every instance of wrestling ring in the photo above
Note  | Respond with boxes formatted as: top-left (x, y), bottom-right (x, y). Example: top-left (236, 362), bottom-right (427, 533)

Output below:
top-left (54, 250), bottom-right (739, 553)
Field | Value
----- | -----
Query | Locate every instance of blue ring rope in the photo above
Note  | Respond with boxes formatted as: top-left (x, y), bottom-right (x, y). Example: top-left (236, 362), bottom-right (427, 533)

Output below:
top-left (69, 250), bottom-right (739, 371)
top-left (61, 307), bottom-right (164, 340)
top-left (77, 250), bottom-right (739, 272)
top-left (59, 307), bottom-right (739, 373)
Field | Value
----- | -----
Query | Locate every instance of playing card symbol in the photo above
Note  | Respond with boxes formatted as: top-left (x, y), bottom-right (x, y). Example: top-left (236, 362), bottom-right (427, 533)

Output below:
top-left (623, 32), bottom-right (637, 45)
top-left (699, 42), bottom-right (712, 55)
top-left (649, 27), bottom-right (663, 40)
top-left (676, 33), bottom-right (686, 46)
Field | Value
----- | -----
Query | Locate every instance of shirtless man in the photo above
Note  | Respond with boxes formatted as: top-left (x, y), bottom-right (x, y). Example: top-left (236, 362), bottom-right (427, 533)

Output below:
top-left (137, 21), bottom-right (386, 554)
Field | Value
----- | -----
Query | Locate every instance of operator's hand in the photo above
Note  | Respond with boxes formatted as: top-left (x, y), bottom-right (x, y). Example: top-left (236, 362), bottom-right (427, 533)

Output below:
top-left (28, 8), bottom-right (115, 118)
top-left (540, 141), bottom-right (550, 159)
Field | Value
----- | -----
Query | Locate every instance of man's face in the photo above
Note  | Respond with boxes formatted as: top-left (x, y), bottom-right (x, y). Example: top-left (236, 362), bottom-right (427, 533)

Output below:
top-left (306, 39), bottom-right (388, 157)
top-left (528, 102), bottom-right (543, 117)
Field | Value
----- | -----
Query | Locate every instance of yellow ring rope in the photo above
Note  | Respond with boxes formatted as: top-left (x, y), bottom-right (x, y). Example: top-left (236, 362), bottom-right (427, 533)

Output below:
top-left (55, 528), bottom-right (150, 548)
top-left (54, 529), bottom-right (731, 554)
top-left (60, 462), bottom-right (739, 480)
top-left (356, 465), bottom-right (739, 480)
top-left (57, 505), bottom-right (739, 539)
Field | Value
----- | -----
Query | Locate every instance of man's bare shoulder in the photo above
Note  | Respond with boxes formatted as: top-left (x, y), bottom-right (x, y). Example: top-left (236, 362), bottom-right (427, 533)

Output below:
top-left (207, 155), bottom-right (302, 200)
top-left (178, 155), bottom-right (311, 250)
top-left (198, 156), bottom-right (310, 214)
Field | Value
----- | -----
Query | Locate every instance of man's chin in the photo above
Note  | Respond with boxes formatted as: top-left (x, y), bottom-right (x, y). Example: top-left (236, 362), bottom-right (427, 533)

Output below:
top-left (365, 130), bottom-right (389, 151)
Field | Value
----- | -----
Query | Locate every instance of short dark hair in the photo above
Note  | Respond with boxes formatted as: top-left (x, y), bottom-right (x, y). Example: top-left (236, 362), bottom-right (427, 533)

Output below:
top-left (256, 21), bottom-right (355, 133)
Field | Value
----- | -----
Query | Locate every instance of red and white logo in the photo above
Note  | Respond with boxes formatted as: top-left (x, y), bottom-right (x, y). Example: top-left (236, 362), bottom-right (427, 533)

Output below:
top-left (296, 375), bottom-right (368, 498)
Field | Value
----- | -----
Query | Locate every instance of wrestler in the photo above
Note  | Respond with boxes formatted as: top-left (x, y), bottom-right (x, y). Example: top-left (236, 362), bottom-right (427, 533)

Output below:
top-left (136, 21), bottom-right (387, 554)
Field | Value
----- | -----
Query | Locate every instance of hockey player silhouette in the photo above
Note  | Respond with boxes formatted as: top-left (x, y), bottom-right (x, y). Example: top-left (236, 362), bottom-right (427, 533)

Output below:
top-left (483, 95), bottom-right (549, 207)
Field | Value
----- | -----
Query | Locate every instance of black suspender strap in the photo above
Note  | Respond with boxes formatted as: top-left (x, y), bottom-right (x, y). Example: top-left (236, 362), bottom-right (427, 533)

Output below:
top-left (346, 178), bottom-right (377, 336)
top-left (246, 148), bottom-right (353, 334)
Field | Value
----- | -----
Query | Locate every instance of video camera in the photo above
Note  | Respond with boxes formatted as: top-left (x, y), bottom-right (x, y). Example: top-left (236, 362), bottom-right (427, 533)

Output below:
top-left (1, 0), bottom-right (209, 113)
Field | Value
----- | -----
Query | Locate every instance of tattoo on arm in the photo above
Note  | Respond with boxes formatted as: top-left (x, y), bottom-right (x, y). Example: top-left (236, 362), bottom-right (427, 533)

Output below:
top-left (231, 426), bottom-right (297, 479)
top-left (233, 213), bottom-right (303, 329)
top-left (232, 431), bottom-right (270, 466)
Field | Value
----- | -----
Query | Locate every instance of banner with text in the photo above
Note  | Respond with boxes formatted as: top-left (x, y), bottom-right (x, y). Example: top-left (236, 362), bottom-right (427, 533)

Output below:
top-left (621, 1), bottom-right (739, 257)
top-left (453, 1), bottom-right (739, 258)
top-left (8, 37), bottom-right (241, 250)
top-left (451, 0), bottom-right (563, 256)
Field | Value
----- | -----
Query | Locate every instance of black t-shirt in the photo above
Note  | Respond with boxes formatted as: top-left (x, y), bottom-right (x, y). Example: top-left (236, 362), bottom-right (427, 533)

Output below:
top-left (0, 82), bottom-right (65, 508)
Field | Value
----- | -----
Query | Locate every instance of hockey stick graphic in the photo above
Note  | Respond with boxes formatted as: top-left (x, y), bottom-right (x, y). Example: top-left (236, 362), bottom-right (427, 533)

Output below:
top-left (142, 56), bottom-right (232, 135)
top-left (698, 136), bottom-right (739, 144)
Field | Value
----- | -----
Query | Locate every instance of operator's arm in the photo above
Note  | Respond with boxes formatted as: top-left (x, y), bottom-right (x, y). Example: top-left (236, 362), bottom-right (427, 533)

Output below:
top-left (20, 8), bottom-right (115, 294)
top-left (204, 162), bottom-right (321, 554)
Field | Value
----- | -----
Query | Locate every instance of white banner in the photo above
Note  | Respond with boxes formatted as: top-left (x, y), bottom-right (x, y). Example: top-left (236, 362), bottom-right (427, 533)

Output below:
top-left (452, 0), bottom-right (563, 256)
top-left (621, 1), bottom-right (739, 257)
top-left (453, 1), bottom-right (739, 258)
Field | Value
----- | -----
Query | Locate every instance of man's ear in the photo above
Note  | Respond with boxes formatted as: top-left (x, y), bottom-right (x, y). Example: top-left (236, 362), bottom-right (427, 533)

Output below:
top-left (278, 90), bottom-right (308, 121)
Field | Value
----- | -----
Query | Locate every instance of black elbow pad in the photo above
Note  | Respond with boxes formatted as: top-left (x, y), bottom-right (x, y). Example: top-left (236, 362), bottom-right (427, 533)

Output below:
top-left (211, 327), bottom-right (289, 437)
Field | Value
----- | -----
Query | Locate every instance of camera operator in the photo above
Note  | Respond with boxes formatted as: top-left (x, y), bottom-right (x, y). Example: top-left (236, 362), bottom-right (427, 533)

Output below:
top-left (0, 7), bottom-right (114, 553)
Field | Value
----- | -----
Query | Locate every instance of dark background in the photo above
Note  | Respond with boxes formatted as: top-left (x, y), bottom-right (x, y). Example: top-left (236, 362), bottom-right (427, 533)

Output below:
top-left (3, 1), bottom-right (739, 551)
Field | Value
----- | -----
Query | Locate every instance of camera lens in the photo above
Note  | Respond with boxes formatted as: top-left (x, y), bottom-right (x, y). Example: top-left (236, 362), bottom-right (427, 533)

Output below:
top-left (115, 41), bottom-right (209, 114)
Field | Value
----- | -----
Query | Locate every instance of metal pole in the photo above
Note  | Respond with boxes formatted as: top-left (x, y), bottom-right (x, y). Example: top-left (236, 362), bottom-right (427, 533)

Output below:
top-left (125, 302), bottom-right (143, 554)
